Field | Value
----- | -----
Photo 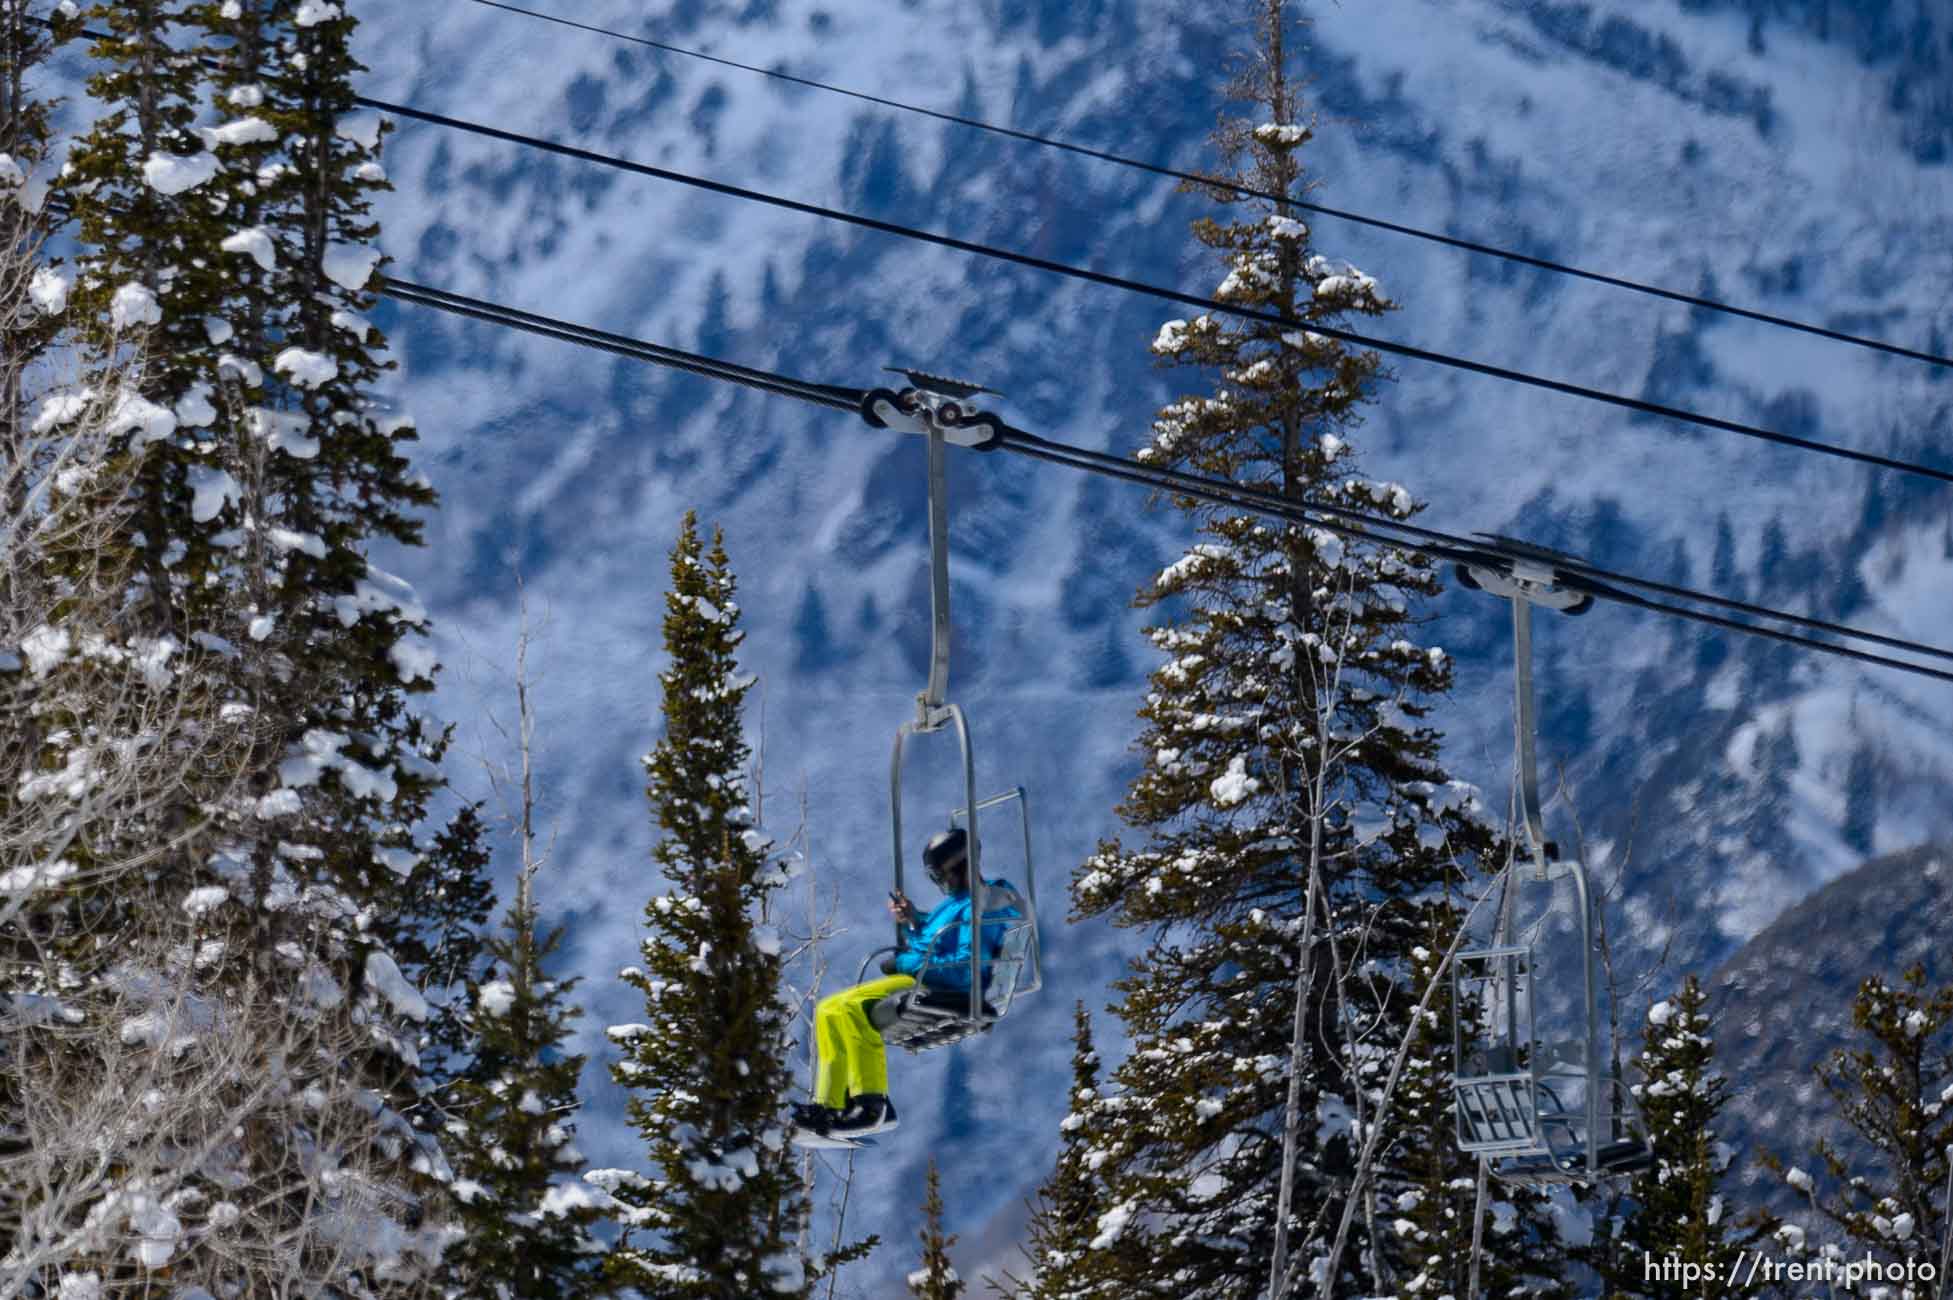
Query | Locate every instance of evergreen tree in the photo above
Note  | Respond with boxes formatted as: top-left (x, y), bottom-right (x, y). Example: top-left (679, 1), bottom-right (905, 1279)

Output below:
top-left (1, 0), bottom-right (68, 381)
top-left (1065, 3), bottom-right (1507, 1296)
top-left (395, 802), bottom-right (499, 1101)
top-left (1391, 918), bottom-right (1570, 1300)
top-left (606, 512), bottom-right (815, 1299)
top-left (1762, 966), bottom-right (1953, 1292)
top-left (438, 885), bottom-right (614, 1297)
top-left (1015, 1002), bottom-right (1120, 1300)
top-left (909, 1158), bottom-right (965, 1300)
top-left (1593, 975), bottom-right (1777, 1299)
top-left (12, 1), bottom-right (461, 1289)
top-left (61, 0), bottom-right (233, 630)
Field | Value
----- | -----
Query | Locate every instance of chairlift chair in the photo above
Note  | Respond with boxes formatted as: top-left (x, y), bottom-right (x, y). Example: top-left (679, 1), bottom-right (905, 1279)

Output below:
top-left (854, 372), bottom-right (1043, 1053)
top-left (1450, 540), bottom-right (1654, 1187)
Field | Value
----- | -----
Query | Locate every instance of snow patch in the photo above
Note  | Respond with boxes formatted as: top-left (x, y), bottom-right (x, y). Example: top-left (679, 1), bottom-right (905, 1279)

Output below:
top-left (478, 979), bottom-right (516, 1017)
top-left (221, 227), bottom-right (276, 271)
top-left (186, 465), bottom-right (241, 523)
top-left (322, 244), bottom-right (381, 291)
top-left (206, 117), bottom-right (277, 147)
top-left (364, 951), bottom-right (429, 1021)
top-left (274, 348), bottom-right (337, 389)
top-left (1188, 1173), bottom-right (1227, 1201)
top-left (390, 636), bottom-right (437, 683)
top-left (20, 624), bottom-right (70, 677)
top-left (106, 392), bottom-right (177, 445)
top-left (29, 267), bottom-right (68, 315)
top-left (335, 113), bottom-right (384, 149)
top-left (250, 407), bottom-right (319, 459)
top-left (254, 788), bottom-right (303, 819)
top-left (1209, 755), bottom-right (1260, 808)
top-left (331, 308), bottom-right (373, 340)
top-left (110, 283), bottom-right (161, 330)
top-left (175, 383), bottom-right (217, 428)
top-left (181, 886), bottom-right (229, 917)
top-left (142, 150), bottom-right (218, 195)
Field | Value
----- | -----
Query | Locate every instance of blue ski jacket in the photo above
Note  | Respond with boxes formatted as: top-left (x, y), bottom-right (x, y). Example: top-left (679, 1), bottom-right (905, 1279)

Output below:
top-left (894, 879), bottom-right (1026, 992)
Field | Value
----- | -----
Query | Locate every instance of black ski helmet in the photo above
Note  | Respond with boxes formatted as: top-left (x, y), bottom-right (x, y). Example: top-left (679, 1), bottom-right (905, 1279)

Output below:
top-left (922, 827), bottom-right (969, 890)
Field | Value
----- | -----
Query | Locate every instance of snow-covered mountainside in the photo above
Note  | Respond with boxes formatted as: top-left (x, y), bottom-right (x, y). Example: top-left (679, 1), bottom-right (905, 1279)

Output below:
top-left (1711, 840), bottom-right (1953, 1218)
top-left (65, 0), bottom-right (1929, 1285)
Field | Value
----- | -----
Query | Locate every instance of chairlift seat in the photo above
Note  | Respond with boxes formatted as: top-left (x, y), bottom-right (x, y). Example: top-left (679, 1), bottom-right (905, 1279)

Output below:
top-left (1453, 930), bottom-right (1653, 1184)
top-left (871, 989), bottom-right (1004, 1051)
top-left (860, 911), bottom-right (1037, 1054)
top-left (1496, 1138), bottom-right (1658, 1188)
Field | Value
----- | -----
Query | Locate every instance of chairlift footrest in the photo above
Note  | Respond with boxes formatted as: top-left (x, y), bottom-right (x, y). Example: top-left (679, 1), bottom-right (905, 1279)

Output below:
top-left (884, 1019), bottom-right (996, 1053)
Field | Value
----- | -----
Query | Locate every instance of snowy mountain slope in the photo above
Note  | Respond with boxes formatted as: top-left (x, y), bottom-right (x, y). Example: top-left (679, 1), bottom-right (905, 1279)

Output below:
top-left (1710, 840), bottom-right (1953, 1219)
top-left (155, 0), bottom-right (1953, 1286)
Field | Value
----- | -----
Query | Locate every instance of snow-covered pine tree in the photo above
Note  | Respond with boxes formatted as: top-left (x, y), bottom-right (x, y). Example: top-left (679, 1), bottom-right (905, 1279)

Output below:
top-left (1762, 965), bottom-right (1952, 1294)
top-left (907, 1158), bottom-right (964, 1300)
top-left (61, 0), bottom-right (234, 627)
top-left (1, 0), bottom-right (66, 381)
top-left (605, 512), bottom-right (812, 1299)
top-left (1013, 1002), bottom-right (1120, 1300)
top-left (395, 801), bottom-right (498, 1100)
top-left (13, 1), bottom-right (464, 1289)
top-left (1067, 3), bottom-right (1504, 1295)
top-left (1585, 975), bottom-right (1777, 1299)
top-left (438, 894), bottom-right (613, 1297)
top-left (1390, 917), bottom-right (1570, 1300)
top-left (433, 609), bottom-right (611, 1299)
top-left (1, 0), bottom-right (69, 628)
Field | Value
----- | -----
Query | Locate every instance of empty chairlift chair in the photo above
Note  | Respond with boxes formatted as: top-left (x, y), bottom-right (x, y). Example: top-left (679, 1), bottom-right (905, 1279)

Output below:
top-left (1451, 853), bottom-right (1653, 1186)
top-left (1451, 539), bottom-right (1654, 1187)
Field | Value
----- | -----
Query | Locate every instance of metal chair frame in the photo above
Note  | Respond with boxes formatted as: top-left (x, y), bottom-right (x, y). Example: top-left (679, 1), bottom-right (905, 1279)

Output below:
top-left (871, 381), bottom-right (1041, 1051)
top-left (1451, 541), bottom-right (1653, 1187)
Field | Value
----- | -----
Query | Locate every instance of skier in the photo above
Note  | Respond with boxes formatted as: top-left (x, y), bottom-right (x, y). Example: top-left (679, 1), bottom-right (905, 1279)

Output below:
top-left (792, 827), bottom-right (1024, 1143)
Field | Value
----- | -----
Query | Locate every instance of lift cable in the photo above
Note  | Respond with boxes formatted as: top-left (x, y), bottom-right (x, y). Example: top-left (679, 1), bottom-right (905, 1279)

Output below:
top-left (381, 277), bottom-right (864, 412)
top-left (358, 94), bottom-right (1953, 491)
top-left (456, 0), bottom-right (1953, 373)
top-left (378, 276), bottom-right (1953, 685)
top-left (44, 17), bottom-right (1953, 489)
top-left (33, 163), bottom-right (1949, 679)
top-left (996, 425), bottom-right (1953, 668)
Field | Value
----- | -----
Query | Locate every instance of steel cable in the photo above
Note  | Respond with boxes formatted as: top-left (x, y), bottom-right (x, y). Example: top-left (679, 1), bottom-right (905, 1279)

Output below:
top-left (372, 278), bottom-right (1953, 684)
top-left (457, 0), bottom-right (1953, 373)
top-left (355, 94), bottom-right (1953, 490)
top-left (44, 16), bottom-right (1953, 487)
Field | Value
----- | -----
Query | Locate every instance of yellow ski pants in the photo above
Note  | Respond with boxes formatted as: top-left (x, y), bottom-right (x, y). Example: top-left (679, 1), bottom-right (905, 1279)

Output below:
top-left (814, 974), bottom-right (915, 1109)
